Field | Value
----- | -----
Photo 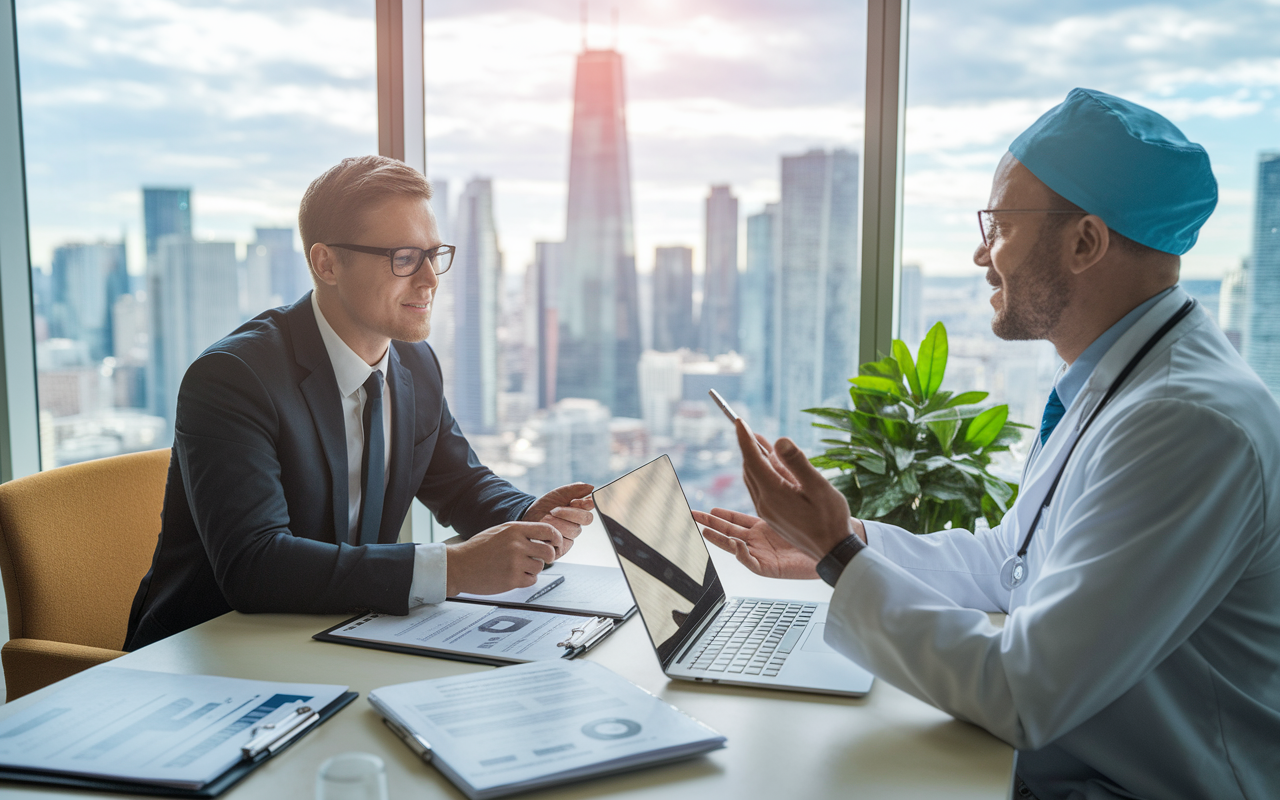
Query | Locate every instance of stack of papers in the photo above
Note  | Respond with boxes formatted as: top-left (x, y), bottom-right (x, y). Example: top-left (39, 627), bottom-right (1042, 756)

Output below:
top-left (0, 668), bottom-right (349, 791)
top-left (370, 660), bottom-right (725, 800)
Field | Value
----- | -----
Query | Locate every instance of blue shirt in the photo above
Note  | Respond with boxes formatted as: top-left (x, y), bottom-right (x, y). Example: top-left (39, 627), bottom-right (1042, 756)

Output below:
top-left (1053, 286), bottom-right (1176, 411)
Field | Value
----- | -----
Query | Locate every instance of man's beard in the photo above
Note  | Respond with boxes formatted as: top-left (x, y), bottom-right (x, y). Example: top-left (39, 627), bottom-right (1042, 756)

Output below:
top-left (989, 229), bottom-right (1072, 341)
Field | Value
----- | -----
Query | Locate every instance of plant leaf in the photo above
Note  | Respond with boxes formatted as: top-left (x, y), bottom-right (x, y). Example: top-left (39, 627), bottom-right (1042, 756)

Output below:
top-left (848, 375), bottom-right (904, 398)
top-left (982, 475), bottom-right (1014, 513)
top-left (965, 405), bottom-right (1009, 449)
top-left (893, 340), bottom-right (922, 400)
top-left (915, 404), bottom-right (989, 424)
top-left (944, 391), bottom-right (988, 408)
top-left (915, 322), bottom-right (948, 400)
top-left (927, 419), bottom-right (960, 454)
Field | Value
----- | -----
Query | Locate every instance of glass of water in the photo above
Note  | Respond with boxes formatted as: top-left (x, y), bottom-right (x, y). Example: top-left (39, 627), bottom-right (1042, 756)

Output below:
top-left (316, 752), bottom-right (388, 800)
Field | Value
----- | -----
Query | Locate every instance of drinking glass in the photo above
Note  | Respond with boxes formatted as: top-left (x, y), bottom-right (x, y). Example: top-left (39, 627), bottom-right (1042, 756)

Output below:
top-left (315, 752), bottom-right (388, 800)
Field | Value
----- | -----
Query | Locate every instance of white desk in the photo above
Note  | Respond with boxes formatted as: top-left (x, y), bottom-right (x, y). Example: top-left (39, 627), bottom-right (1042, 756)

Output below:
top-left (0, 524), bottom-right (1013, 799)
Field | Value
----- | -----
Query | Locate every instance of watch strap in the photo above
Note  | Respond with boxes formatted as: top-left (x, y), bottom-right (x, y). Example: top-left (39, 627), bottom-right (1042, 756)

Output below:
top-left (816, 533), bottom-right (866, 587)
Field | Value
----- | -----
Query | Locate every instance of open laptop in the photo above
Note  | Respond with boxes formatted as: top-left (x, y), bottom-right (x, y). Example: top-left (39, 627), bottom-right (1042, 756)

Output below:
top-left (592, 455), bottom-right (874, 697)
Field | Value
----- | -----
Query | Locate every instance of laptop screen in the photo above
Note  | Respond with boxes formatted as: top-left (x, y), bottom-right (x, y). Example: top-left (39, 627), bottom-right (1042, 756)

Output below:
top-left (593, 455), bottom-right (725, 666)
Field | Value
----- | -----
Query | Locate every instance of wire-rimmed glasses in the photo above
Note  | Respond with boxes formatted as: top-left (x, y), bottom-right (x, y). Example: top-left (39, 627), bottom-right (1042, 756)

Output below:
top-left (977, 209), bottom-right (1087, 248)
top-left (326, 243), bottom-right (456, 276)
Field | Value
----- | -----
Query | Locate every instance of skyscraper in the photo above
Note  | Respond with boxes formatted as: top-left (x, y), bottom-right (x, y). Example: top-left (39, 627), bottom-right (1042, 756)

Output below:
top-left (899, 262), bottom-right (924, 347)
top-left (652, 245), bottom-right (695, 352)
top-left (775, 149), bottom-right (860, 444)
top-left (1220, 259), bottom-right (1248, 352)
top-left (153, 236), bottom-right (241, 422)
top-left (242, 227), bottom-right (306, 317)
top-left (740, 203), bottom-right (777, 421)
top-left (452, 178), bottom-right (501, 434)
top-left (700, 185), bottom-right (739, 356)
top-left (556, 47), bottom-right (642, 418)
top-left (144, 187), bottom-right (193, 419)
top-left (1246, 151), bottom-right (1280, 395)
top-left (528, 241), bottom-right (563, 409)
top-left (49, 241), bottom-right (128, 361)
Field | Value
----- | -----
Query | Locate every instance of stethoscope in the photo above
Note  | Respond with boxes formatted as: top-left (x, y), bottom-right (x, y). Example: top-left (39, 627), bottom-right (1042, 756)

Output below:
top-left (1000, 298), bottom-right (1197, 591)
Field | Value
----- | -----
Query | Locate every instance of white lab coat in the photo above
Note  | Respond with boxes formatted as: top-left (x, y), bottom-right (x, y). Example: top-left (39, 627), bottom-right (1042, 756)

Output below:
top-left (824, 287), bottom-right (1280, 800)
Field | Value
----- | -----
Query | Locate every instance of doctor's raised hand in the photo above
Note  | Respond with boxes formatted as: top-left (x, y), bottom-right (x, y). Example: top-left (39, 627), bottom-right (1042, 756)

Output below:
top-left (700, 419), bottom-right (866, 574)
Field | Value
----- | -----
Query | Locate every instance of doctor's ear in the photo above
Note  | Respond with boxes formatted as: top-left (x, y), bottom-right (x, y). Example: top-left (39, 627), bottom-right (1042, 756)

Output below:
top-left (1066, 215), bottom-right (1109, 275)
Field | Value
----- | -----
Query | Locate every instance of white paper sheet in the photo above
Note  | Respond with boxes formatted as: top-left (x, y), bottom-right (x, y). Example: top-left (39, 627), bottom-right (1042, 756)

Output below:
top-left (0, 668), bottom-right (348, 789)
top-left (329, 601), bottom-right (588, 663)
top-left (520, 563), bottom-right (636, 618)
top-left (455, 570), bottom-right (564, 605)
top-left (369, 661), bottom-right (725, 799)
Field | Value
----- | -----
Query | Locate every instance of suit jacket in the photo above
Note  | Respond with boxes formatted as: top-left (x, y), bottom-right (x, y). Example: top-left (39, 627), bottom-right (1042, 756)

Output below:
top-left (125, 294), bottom-right (535, 650)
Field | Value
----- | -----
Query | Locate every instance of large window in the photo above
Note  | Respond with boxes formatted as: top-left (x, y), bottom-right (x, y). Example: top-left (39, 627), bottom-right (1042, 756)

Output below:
top-left (17, 0), bottom-right (377, 468)
top-left (901, 1), bottom-right (1280, 470)
top-left (422, 2), bottom-right (866, 510)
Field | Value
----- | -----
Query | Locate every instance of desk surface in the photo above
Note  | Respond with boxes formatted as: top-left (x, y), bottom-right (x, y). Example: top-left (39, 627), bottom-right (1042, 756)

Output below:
top-left (1, 524), bottom-right (1013, 800)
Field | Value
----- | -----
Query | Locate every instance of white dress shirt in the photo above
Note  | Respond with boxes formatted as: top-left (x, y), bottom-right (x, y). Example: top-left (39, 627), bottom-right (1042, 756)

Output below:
top-left (825, 287), bottom-right (1280, 799)
top-left (310, 293), bottom-right (447, 606)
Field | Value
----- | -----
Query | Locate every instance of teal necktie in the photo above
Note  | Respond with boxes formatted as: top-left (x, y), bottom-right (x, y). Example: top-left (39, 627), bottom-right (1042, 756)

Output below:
top-left (1039, 387), bottom-right (1065, 446)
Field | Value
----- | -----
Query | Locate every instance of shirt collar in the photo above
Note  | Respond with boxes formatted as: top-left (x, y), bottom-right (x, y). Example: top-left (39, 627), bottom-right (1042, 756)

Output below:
top-left (1054, 285), bottom-right (1176, 410)
top-left (310, 291), bottom-right (390, 397)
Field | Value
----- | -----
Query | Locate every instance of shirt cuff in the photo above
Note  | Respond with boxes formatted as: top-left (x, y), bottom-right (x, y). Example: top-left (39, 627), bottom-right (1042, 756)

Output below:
top-left (408, 542), bottom-right (448, 607)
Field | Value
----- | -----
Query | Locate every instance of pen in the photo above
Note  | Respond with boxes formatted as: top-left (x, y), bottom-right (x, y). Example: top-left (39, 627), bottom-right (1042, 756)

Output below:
top-left (709, 389), bottom-right (771, 456)
top-left (383, 716), bottom-right (434, 763)
top-left (526, 574), bottom-right (565, 603)
top-left (241, 704), bottom-right (318, 759)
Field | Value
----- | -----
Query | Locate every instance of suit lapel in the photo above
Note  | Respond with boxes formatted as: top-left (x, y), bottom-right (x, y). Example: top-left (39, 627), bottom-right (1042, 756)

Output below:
top-left (289, 294), bottom-right (351, 545)
top-left (381, 345), bottom-right (416, 543)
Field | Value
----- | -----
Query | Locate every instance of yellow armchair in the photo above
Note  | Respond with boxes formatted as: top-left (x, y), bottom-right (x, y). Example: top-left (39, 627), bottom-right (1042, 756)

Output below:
top-left (0, 448), bottom-right (169, 701)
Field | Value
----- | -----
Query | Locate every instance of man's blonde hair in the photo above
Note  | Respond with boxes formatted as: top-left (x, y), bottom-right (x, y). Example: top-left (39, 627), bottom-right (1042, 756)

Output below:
top-left (298, 155), bottom-right (433, 269)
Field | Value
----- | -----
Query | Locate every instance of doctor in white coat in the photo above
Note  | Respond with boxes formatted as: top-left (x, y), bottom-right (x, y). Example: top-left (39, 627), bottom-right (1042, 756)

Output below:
top-left (696, 88), bottom-right (1280, 800)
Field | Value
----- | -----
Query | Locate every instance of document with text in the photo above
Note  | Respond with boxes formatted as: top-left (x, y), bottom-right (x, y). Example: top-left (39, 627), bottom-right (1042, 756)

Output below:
top-left (455, 562), bottom-right (636, 619)
top-left (0, 668), bottom-right (349, 790)
top-left (370, 660), bottom-right (725, 800)
top-left (316, 600), bottom-right (613, 665)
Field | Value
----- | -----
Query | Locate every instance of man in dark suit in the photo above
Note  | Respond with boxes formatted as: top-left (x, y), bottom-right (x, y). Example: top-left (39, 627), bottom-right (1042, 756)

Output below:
top-left (126, 156), bottom-right (592, 650)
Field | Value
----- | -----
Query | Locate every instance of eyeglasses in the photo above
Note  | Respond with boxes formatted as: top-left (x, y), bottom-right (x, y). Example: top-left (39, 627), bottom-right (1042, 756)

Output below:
top-left (977, 209), bottom-right (1087, 248)
top-left (326, 243), bottom-right (456, 276)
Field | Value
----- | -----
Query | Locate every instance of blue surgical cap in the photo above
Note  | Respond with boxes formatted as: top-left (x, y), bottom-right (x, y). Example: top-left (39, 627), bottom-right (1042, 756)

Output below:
top-left (1009, 88), bottom-right (1218, 256)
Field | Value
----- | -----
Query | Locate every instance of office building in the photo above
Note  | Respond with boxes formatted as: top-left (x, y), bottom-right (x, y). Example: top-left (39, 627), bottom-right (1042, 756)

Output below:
top-left (1246, 151), bottom-right (1280, 395)
top-left (1220, 260), bottom-right (1248, 352)
top-left (652, 245), bottom-right (695, 352)
top-left (555, 47), bottom-right (642, 418)
top-left (775, 148), bottom-right (860, 444)
top-left (430, 177), bottom-right (451, 242)
top-left (638, 350), bottom-right (683, 436)
top-left (900, 262), bottom-right (924, 347)
top-left (244, 227), bottom-right (307, 315)
top-left (152, 236), bottom-right (242, 423)
top-left (451, 178), bottom-right (501, 434)
top-left (740, 204), bottom-right (777, 421)
top-left (527, 241), bottom-right (563, 409)
top-left (143, 187), bottom-right (193, 419)
top-left (48, 241), bottom-right (128, 361)
top-left (700, 185), bottom-right (739, 357)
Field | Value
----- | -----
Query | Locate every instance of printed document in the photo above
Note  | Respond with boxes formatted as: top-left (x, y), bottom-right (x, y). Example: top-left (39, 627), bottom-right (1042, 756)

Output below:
top-left (370, 660), bottom-right (725, 799)
top-left (456, 562), bottom-right (636, 619)
top-left (0, 668), bottom-right (348, 789)
top-left (328, 600), bottom-right (588, 663)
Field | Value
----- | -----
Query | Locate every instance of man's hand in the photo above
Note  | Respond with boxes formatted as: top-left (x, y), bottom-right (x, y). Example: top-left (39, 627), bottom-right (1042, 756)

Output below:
top-left (523, 482), bottom-right (595, 561)
top-left (694, 508), bottom-right (820, 580)
top-left (445, 522), bottom-right (562, 596)
top-left (735, 419), bottom-right (863, 561)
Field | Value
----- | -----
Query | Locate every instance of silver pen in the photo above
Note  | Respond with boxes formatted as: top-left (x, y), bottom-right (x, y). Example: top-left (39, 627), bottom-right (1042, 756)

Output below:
top-left (383, 716), bottom-right (434, 763)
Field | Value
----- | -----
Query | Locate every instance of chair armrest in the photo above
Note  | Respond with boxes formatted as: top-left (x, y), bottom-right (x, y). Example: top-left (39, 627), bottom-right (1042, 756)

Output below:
top-left (2, 638), bottom-right (126, 702)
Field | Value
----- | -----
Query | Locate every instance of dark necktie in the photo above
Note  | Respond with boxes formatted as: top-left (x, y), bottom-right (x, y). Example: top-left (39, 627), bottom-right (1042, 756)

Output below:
top-left (1039, 387), bottom-right (1065, 446)
top-left (357, 370), bottom-right (385, 546)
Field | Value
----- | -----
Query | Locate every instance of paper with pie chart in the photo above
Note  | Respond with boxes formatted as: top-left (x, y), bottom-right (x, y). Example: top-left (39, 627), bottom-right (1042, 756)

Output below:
top-left (369, 660), bottom-right (725, 800)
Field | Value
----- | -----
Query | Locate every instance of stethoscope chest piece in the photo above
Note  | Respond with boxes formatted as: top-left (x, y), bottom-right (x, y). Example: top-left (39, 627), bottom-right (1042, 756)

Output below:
top-left (1000, 555), bottom-right (1027, 590)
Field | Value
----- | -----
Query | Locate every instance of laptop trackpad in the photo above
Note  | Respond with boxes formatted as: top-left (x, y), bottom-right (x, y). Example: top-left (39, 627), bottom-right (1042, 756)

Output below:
top-left (801, 624), bottom-right (836, 654)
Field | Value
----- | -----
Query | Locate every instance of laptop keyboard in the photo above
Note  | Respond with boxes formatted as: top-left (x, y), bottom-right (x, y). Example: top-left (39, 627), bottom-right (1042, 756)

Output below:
top-left (685, 599), bottom-right (817, 677)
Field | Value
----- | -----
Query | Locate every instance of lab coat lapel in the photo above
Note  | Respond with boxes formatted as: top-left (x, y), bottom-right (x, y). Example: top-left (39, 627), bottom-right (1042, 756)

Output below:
top-left (291, 294), bottom-right (351, 545)
top-left (379, 345), bottom-right (416, 543)
top-left (1006, 286), bottom-right (1196, 549)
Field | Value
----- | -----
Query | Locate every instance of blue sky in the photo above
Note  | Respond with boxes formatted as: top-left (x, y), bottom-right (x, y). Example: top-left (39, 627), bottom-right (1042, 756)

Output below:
top-left (15, 0), bottom-right (1279, 282)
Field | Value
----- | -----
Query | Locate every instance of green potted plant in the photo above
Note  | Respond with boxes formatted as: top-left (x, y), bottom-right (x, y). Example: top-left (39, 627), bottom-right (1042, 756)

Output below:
top-left (805, 322), bottom-right (1029, 534)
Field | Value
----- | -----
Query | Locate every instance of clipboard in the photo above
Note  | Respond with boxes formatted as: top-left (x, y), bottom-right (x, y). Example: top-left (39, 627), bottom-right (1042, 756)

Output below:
top-left (0, 691), bottom-right (357, 798)
top-left (313, 605), bottom-right (615, 667)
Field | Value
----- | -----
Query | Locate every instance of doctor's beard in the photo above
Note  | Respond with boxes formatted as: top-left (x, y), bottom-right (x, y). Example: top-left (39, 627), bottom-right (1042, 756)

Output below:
top-left (988, 226), bottom-right (1072, 341)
